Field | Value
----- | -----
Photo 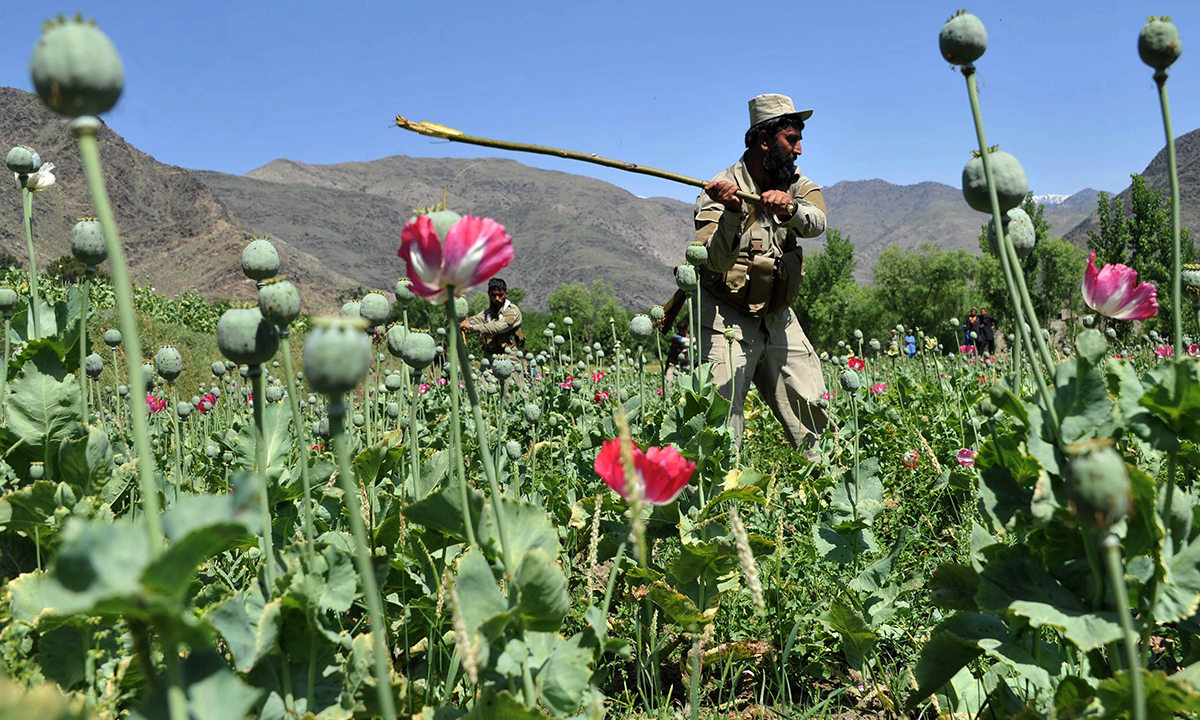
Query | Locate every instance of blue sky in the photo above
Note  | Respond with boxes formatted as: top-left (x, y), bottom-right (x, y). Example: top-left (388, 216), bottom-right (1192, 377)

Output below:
top-left (2, 1), bottom-right (1196, 204)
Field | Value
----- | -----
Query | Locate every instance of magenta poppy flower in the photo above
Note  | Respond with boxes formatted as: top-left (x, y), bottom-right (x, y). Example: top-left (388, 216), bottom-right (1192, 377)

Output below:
top-left (822, 391), bottom-right (835, 401)
top-left (594, 390), bottom-right (610, 404)
top-left (418, 383), bottom-right (431, 394)
top-left (1189, 344), bottom-right (1199, 357)
top-left (870, 383), bottom-right (887, 395)
top-left (1156, 345), bottom-right (1173, 359)
top-left (959, 344), bottom-right (976, 355)
top-left (594, 438), bottom-right (695, 505)
top-left (398, 214), bottom-right (514, 305)
top-left (558, 375), bottom-right (575, 390)
top-left (957, 449), bottom-right (977, 467)
top-left (901, 449), bottom-right (919, 469)
top-left (848, 357), bottom-right (865, 371)
top-left (1082, 252), bottom-right (1158, 320)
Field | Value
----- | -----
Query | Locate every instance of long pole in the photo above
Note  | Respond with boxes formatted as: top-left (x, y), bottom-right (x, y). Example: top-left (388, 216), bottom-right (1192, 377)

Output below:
top-left (395, 116), bottom-right (795, 215)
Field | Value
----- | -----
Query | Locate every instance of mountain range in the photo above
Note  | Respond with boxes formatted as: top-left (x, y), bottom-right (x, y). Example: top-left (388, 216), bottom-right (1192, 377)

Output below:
top-left (1, 86), bottom-right (1195, 311)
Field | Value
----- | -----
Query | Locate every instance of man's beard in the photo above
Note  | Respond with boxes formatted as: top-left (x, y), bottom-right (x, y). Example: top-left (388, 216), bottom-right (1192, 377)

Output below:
top-left (762, 142), bottom-right (795, 188)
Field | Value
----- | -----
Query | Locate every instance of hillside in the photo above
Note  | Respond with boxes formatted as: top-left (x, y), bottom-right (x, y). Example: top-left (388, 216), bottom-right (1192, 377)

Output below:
top-left (1066, 127), bottom-right (1200, 245)
top-left (0, 87), bottom-right (352, 310)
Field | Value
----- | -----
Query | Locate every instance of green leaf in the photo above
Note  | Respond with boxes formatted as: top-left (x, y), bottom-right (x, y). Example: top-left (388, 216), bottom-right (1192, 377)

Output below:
top-left (1108, 358), bottom-right (1179, 451)
top-left (827, 599), bottom-right (876, 673)
top-left (1156, 536), bottom-right (1200, 624)
top-left (0, 481), bottom-right (59, 536)
top-left (484, 497), bottom-right (561, 563)
top-left (232, 401), bottom-right (293, 475)
top-left (929, 563), bottom-right (980, 612)
top-left (144, 493), bottom-right (258, 598)
top-left (849, 528), bottom-right (906, 593)
top-left (976, 545), bottom-right (1122, 651)
top-left (403, 485), bottom-right (485, 543)
top-left (1098, 669), bottom-right (1200, 720)
top-left (37, 625), bottom-right (87, 689)
top-left (317, 543), bottom-right (357, 614)
top-left (515, 548), bottom-right (569, 632)
top-left (535, 632), bottom-right (593, 717)
top-left (907, 612), bottom-right (1006, 710)
top-left (465, 690), bottom-right (549, 719)
top-left (56, 423), bottom-right (112, 494)
top-left (204, 595), bottom-right (282, 673)
top-left (1053, 350), bottom-right (1112, 443)
top-left (1054, 676), bottom-right (1097, 718)
top-left (6, 347), bottom-right (80, 470)
top-left (131, 652), bottom-right (263, 720)
top-left (827, 458), bottom-right (884, 528)
top-left (455, 548), bottom-right (509, 650)
top-left (1076, 329), bottom-right (1108, 364)
top-left (1139, 360), bottom-right (1200, 440)
top-left (813, 524), bottom-right (877, 564)
top-left (974, 431), bottom-right (1037, 536)
top-left (645, 581), bottom-right (712, 627)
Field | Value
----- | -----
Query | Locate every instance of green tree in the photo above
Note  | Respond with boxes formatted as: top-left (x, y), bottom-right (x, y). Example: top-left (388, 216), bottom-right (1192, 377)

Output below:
top-left (871, 243), bottom-right (977, 343)
top-left (1087, 174), bottom-right (1195, 337)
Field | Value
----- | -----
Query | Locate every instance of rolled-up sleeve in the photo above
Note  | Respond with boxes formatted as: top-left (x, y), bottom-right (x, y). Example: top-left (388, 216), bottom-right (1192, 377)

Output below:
top-left (783, 187), bottom-right (827, 239)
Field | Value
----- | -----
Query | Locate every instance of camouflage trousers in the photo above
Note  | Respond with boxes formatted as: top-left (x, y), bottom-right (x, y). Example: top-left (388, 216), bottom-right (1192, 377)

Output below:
top-left (700, 290), bottom-right (828, 452)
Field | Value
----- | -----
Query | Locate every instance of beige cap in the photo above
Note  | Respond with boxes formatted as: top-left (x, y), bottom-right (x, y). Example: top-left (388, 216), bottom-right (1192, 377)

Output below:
top-left (748, 93), bottom-right (813, 127)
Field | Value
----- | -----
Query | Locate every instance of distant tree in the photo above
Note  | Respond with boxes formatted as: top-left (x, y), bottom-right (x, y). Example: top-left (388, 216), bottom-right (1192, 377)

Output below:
top-left (0, 252), bottom-right (19, 273)
top-left (872, 243), bottom-right (977, 343)
top-left (45, 254), bottom-right (110, 285)
top-left (1087, 175), bottom-right (1194, 336)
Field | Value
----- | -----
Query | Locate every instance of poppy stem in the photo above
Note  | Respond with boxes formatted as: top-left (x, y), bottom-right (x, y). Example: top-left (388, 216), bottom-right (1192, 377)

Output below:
top-left (1154, 71), bottom-right (1182, 357)
top-left (21, 187), bottom-right (40, 341)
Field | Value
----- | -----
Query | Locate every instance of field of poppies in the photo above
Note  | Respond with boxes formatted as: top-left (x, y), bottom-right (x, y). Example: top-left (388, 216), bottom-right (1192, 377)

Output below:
top-left (1, 10), bottom-right (1199, 720)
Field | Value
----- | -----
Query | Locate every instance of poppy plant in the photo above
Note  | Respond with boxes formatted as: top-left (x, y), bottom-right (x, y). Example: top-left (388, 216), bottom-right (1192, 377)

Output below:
top-left (397, 214), bottom-right (514, 305)
top-left (848, 357), bottom-right (865, 371)
top-left (1156, 345), bottom-right (1173, 359)
top-left (870, 383), bottom-right (887, 395)
top-left (594, 438), bottom-right (695, 505)
top-left (1082, 252), bottom-right (1158, 320)
top-left (957, 449), bottom-right (977, 467)
top-left (901, 449), bottom-right (919, 469)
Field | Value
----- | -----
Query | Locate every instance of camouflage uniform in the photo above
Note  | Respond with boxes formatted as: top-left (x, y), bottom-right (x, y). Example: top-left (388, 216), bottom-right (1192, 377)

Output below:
top-left (695, 156), bottom-right (829, 451)
top-left (467, 300), bottom-right (525, 357)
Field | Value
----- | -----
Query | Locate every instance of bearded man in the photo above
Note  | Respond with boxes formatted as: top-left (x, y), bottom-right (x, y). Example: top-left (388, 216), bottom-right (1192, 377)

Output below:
top-left (461, 277), bottom-right (525, 357)
top-left (695, 93), bottom-right (829, 454)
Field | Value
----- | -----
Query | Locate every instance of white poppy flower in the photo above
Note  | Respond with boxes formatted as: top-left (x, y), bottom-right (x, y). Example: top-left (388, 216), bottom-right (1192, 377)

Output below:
top-left (15, 162), bottom-right (56, 192)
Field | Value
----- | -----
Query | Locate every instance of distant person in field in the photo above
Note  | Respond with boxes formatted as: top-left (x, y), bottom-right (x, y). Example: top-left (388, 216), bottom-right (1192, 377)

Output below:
top-left (460, 277), bottom-right (525, 357)
top-left (667, 320), bottom-right (690, 369)
top-left (964, 308), bottom-right (979, 348)
top-left (905, 329), bottom-right (917, 359)
top-left (696, 93), bottom-right (828, 455)
top-left (978, 307), bottom-right (996, 354)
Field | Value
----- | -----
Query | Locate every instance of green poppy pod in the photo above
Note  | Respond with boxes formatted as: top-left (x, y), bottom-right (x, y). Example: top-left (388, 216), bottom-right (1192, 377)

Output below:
top-left (505, 439), bottom-right (522, 461)
top-left (563, 316), bottom-right (573, 327)
top-left (211, 361), bottom-right (226, 377)
top-left (0, 288), bottom-right (18, 314)
top-left (303, 317), bottom-right (372, 395)
top-left (139, 363), bottom-right (156, 391)
top-left (176, 401), bottom-right (193, 418)
top-left (629, 314), bottom-right (653, 341)
top-left (949, 317), bottom-right (960, 327)
top-left (103, 328), bottom-right (121, 347)
top-left (84, 353), bottom-right (103, 379)
top-left (381, 325), bottom-right (406, 357)
top-left (265, 385), bottom-right (284, 404)
top-left (987, 207), bottom-right (1036, 258)
top-left (384, 373), bottom-right (404, 391)
top-left (117, 385), bottom-right (127, 397)
top-left (205, 444), bottom-right (218, 458)
top-left (386, 402), bottom-right (399, 419)
top-left (30, 462), bottom-right (45, 480)
top-left (1182, 265), bottom-right (1200, 298)
top-left (547, 322), bottom-right (556, 331)
top-left (5, 146), bottom-right (41, 174)
top-left (241, 238), bottom-right (279, 282)
top-left (1138, 18), bottom-right (1182, 71)
top-left (939, 11), bottom-right (988, 66)
top-left (257, 278), bottom-right (301, 328)
top-left (1067, 445), bottom-right (1130, 531)
top-left (675, 264), bottom-right (699, 292)
top-left (962, 151), bottom-right (1028, 214)
top-left (542, 329), bottom-right (553, 339)
top-left (395, 277), bottom-right (415, 304)
top-left (839, 369), bottom-right (861, 392)
top-left (492, 359), bottom-right (514, 379)
top-left (453, 296), bottom-right (469, 319)
top-left (649, 306), bottom-right (664, 322)
top-left (685, 243), bottom-right (709, 265)
top-left (341, 301), bottom-right (361, 318)
top-left (553, 335), bottom-right (565, 346)
top-left (154, 346), bottom-right (182, 382)
top-left (869, 339), bottom-right (881, 352)
top-left (400, 332), bottom-right (437, 370)
top-left (1081, 315), bottom-right (1096, 329)
top-left (352, 413), bottom-right (365, 428)
top-left (416, 209), bottom-right (462, 241)
top-left (853, 329), bottom-right (863, 340)
top-left (524, 403), bottom-right (541, 424)
top-left (217, 308), bottom-right (280, 367)
top-left (30, 18), bottom-right (125, 118)
top-left (360, 292), bottom-right (391, 326)
top-left (70, 219), bottom-right (106, 266)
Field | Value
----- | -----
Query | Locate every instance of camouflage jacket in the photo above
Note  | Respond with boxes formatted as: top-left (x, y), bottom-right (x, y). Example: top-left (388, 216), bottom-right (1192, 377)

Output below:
top-left (468, 300), bottom-right (525, 355)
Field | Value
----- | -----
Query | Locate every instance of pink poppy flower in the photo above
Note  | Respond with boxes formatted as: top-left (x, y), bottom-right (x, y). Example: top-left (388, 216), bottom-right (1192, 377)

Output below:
top-left (1189, 344), bottom-right (1199, 357)
top-left (591, 371), bottom-right (605, 383)
top-left (418, 383), bottom-right (431, 394)
top-left (959, 344), bottom-right (976, 355)
top-left (558, 375), bottom-right (574, 390)
top-left (901, 449), bottom-right (919, 469)
top-left (870, 383), bottom-right (886, 395)
top-left (848, 357), bottom-right (865, 371)
top-left (397, 214), bottom-right (514, 305)
top-left (437, 377), bottom-right (448, 387)
top-left (594, 439), bottom-right (696, 505)
top-left (957, 449), bottom-right (977, 467)
top-left (1156, 345), bottom-right (1173, 358)
top-left (821, 391), bottom-right (836, 401)
top-left (1082, 252), bottom-right (1158, 320)
top-left (594, 390), bottom-right (610, 404)
top-left (655, 387), bottom-right (664, 396)
top-left (146, 394), bottom-right (167, 414)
